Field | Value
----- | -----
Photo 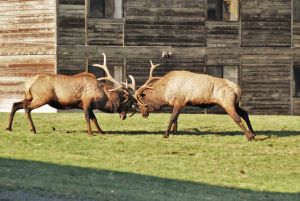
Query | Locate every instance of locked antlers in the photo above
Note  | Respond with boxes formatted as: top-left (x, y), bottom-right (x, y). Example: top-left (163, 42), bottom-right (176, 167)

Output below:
top-left (134, 60), bottom-right (161, 106)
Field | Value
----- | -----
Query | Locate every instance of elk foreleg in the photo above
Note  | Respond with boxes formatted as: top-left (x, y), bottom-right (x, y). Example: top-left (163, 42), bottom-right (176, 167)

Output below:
top-left (236, 106), bottom-right (255, 135)
top-left (89, 110), bottom-right (105, 134)
top-left (164, 106), bottom-right (182, 138)
top-left (224, 106), bottom-right (255, 141)
top-left (6, 100), bottom-right (27, 131)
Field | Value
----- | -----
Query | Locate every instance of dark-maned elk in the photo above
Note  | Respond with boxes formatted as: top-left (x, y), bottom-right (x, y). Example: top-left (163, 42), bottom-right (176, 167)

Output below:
top-left (134, 61), bottom-right (255, 141)
top-left (6, 53), bottom-right (136, 135)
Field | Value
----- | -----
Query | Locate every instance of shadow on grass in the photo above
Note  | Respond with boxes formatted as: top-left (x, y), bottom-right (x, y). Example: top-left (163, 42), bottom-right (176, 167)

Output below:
top-left (0, 158), bottom-right (299, 201)
top-left (57, 129), bottom-right (300, 140)
top-left (105, 129), bottom-right (300, 138)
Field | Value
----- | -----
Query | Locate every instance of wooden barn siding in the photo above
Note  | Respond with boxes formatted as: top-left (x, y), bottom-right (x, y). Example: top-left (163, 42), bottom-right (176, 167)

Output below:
top-left (88, 19), bottom-right (124, 46)
top-left (58, 0), bottom-right (85, 45)
top-left (124, 0), bottom-right (206, 46)
top-left (293, 22), bottom-right (300, 47)
top-left (57, 0), bottom-right (85, 74)
top-left (0, 0), bottom-right (56, 112)
top-left (206, 22), bottom-right (239, 47)
top-left (241, 0), bottom-right (291, 47)
top-left (241, 55), bottom-right (291, 115)
top-left (293, 98), bottom-right (300, 115)
top-left (0, 0), bottom-right (56, 56)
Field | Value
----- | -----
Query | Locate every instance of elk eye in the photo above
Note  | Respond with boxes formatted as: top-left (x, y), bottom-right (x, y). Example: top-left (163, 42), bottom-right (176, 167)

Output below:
top-left (141, 93), bottom-right (146, 98)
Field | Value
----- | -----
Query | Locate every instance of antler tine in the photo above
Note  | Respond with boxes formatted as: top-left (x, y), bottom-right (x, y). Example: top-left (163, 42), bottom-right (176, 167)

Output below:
top-left (149, 60), bottom-right (160, 78)
top-left (102, 52), bottom-right (106, 67)
top-left (93, 53), bottom-right (123, 90)
top-left (128, 75), bottom-right (136, 91)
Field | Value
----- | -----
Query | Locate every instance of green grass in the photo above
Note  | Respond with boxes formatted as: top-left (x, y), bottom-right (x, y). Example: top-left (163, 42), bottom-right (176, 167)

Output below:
top-left (0, 112), bottom-right (300, 201)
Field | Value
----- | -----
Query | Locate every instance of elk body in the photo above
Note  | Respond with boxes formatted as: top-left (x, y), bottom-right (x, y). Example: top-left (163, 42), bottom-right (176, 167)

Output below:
top-left (6, 53), bottom-right (135, 135)
top-left (135, 61), bottom-right (255, 141)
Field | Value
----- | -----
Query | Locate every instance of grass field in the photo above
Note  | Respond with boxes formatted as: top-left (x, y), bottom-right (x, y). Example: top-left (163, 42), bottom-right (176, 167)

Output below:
top-left (0, 112), bottom-right (299, 201)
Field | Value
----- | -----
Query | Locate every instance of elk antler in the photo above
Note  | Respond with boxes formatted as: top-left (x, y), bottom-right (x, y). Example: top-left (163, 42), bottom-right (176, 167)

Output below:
top-left (122, 75), bottom-right (136, 92)
top-left (134, 60), bottom-right (162, 106)
top-left (92, 53), bottom-right (123, 92)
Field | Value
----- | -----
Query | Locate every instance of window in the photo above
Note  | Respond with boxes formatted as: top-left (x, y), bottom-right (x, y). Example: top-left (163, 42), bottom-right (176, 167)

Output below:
top-left (294, 0), bottom-right (300, 21)
top-left (207, 0), bottom-right (239, 21)
top-left (89, 0), bottom-right (123, 19)
top-left (294, 67), bottom-right (300, 97)
top-left (223, 66), bottom-right (238, 84)
top-left (206, 65), bottom-right (239, 83)
top-left (206, 66), bottom-right (223, 78)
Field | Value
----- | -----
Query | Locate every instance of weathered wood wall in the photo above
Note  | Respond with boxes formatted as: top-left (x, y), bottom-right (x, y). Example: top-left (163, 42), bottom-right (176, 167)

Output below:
top-left (124, 0), bottom-right (206, 46)
top-left (293, 22), bottom-right (300, 47)
top-left (241, 0), bottom-right (291, 47)
top-left (58, 0), bottom-right (85, 45)
top-left (241, 55), bottom-right (291, 114)
top-left (206, 22), bottom-right (240, 47)
top-left (0, 0), bottom-right (56, 112)
top-left (88, 19), bottom-right (124, 45)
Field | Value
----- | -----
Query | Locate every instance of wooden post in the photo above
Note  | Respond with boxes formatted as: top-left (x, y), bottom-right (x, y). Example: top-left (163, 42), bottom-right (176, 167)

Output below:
top-left (114, 65), bottom-right (123, 83)
top-left (85, 0), bottom-right (89, 72)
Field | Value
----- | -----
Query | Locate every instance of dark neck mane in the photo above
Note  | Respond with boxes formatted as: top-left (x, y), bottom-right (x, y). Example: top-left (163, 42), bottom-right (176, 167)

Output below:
top-left (143, 87), bottom-right (167, 111)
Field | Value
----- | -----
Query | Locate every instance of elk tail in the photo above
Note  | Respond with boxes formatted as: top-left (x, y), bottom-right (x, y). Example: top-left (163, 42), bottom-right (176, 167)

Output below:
top-left (24, 75), bottom-right (39, 101)
top-left (235, 85), bottom-right (241, 104)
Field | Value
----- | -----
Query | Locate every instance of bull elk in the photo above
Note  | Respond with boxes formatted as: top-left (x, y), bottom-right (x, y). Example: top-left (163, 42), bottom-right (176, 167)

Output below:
top-left (134, 61), bottom-right (255, 141)
top-left (6, 53), bottom-right (136, 135)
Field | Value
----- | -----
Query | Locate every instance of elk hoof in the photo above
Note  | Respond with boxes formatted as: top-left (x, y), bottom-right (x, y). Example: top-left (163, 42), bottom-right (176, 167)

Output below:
top-left (31, 129), bottom-right (37, 134)
top-left (163, 134), bottom-right (169, 139)
top-left (6, 127), bottom-right (12, 132)
top-left (247, 135), bottom-right (255, 141)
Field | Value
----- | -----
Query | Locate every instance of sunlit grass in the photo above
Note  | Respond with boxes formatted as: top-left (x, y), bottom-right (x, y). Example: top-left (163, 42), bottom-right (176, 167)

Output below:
top-left (0, 112), bottom-right (299, 200)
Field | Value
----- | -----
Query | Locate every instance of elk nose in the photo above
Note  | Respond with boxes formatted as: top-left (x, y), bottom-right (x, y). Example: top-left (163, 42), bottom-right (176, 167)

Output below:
top-left (142, 113), bottom-right (149, 118)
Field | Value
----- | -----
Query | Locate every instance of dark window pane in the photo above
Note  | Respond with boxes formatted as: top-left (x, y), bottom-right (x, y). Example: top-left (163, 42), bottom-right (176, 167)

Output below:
top-left (294, 0), bottom-right (300, 21)
top-left (294, 67), bottom-right (300, 97)
top-left (90, 0), bottom-right (105, 18)
top-left (207, 0), bottom-right (222, 20)
top-left (207, 66), bottom-right (223, 78)
top-left (89, 0), bottom-right (123, 19)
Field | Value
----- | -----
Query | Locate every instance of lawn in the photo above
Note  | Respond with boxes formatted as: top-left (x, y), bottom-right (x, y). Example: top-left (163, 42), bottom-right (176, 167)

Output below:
top-left (0, 112), bottom-right (299, 201)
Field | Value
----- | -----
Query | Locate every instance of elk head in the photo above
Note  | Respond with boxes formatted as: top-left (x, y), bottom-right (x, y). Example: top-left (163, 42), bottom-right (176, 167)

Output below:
top-left (93, 53), bottom-right (136, 119)
top-left (134, 60), bottom-right (161, 118)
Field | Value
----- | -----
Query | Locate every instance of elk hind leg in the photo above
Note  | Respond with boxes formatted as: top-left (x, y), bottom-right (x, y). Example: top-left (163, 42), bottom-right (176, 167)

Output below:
top-left (25, 99), bottom-right (50, 134)
top-left (6, 100), bottom-right (27, 131)
top-left (25, 108), bottom-right (36, 134)
top-left (224, 106), bottom-right (255, 141)
top-left (165, 106), bottom-right (182, 138)
top-left (236, 105), bottom-right (255, 135)
top-left (89, 110), bottom-right (105, 134)
top-left (171, 118), bottom-right (178, 134)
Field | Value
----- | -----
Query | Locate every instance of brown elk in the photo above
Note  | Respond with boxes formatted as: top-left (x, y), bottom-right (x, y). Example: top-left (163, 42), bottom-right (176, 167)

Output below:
top-left (6, 53), bottom-right (136, 135)
top-left (134, 61), bottom-right (255, 141)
